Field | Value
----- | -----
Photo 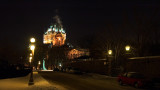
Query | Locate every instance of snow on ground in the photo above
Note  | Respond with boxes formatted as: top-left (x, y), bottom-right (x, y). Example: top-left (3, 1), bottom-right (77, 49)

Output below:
top-left (0, 72), bottom-right (66, 90)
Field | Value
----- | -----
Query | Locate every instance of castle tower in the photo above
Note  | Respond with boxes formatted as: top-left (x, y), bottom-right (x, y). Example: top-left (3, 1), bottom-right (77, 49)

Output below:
top-left (43, 24), bottom-right (66, 46)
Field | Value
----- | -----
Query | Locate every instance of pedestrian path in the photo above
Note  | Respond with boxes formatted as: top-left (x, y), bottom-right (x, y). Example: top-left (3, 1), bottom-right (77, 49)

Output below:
top-left (0, 72), bottom-right (66, 90)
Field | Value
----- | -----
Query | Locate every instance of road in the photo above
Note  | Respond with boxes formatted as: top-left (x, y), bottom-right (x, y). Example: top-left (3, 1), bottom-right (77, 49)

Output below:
top-left (39, 71), bottom-right (143, 90)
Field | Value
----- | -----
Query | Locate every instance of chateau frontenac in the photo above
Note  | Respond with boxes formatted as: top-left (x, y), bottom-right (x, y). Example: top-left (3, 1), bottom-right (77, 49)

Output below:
top-left (43, 24), bottom-right (66, 46)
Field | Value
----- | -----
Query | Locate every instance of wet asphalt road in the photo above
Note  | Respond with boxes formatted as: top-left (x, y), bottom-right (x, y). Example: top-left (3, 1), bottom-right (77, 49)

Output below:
top-left (39, 71), bottom-right (143, 90)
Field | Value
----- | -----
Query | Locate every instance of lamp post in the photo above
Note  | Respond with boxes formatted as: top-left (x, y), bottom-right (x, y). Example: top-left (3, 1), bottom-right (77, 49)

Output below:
top-left (28, 38), bottom-right (35, 85)
top-left (38, 61), bottom-right (41, 65)
top-left (38, 61), bottom-right (41, 70)
top-left (29, 56), bottom-right (32, 64)
top-left (123, 45), bottom-right (131, 73)
top-left (30, 45), bottom-right (35, 55)
top-left (108, 49), bottom-right (113, 76)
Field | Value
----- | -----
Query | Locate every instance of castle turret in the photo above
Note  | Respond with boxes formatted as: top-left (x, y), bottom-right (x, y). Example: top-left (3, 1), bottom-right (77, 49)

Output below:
top-left (43, 24), bottom-right (66, 46)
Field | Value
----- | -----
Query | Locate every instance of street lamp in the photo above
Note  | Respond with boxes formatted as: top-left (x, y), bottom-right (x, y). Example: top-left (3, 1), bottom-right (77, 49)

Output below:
top-left (108, 50), bottom-right (112, 55)
top-left (29, 57), bottom-right (32, 63)
top-left (38, 61), bottom-right (41, 65)
top-left (28, 38), bottom-right (35, 86)
top-left (123, 45), bottom-right (131, 73)
top-left (59, 63), bottom-right (62, 67)
top-left (30, 38), bottom-right (35, 43)
top-left (30, 45), bottom-right (35, 50)
top-left (30, 45), bottom-right (35, 55)
top-left (125, 45), bottom-right (130, 51)
top-left (38, 61), bottom-right (41, 70)
top-left (107, 49), bottom-right (113, 76)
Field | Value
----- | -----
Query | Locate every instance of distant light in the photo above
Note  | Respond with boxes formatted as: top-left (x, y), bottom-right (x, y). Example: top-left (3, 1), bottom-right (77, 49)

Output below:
top-left (30, 53), bottom-right (32, 56)
top-left (48, 28), bottom-right (51, 31)
top-left (30, 45), bottom-right (35, 50)
top-left (58, 38), bottom-right (61, 40)
top-left (30, 57), bottom-right (32, 60)
top-left (38, 61), bottom-right (41, 65)
top-left (29, 57), bottom-right (32, 63)
top-left (30, 38), bottom-right (35, 43)
top-left (59, 63), bottom-right (62, 67)
top-left (108, 50), bottom-right (112, 55)
top-left (125, 45), bottom-right (130, 51)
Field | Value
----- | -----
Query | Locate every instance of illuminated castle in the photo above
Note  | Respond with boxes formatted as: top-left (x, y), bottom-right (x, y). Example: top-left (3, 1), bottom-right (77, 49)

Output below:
top-left (43, 24), bottom-right (66, 46)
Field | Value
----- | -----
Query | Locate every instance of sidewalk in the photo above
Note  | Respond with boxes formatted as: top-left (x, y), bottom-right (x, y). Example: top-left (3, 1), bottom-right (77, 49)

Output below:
top-left (0, 72), bottom-right (66, 90)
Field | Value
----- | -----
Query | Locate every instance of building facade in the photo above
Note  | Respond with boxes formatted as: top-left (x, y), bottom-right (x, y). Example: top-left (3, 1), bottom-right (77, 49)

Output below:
top-left (67, 49), bottom-right (89, 59)
top-left (43, 24), bottom-right (66, 46)
top-left (42, 18), bottom-right (90, 70)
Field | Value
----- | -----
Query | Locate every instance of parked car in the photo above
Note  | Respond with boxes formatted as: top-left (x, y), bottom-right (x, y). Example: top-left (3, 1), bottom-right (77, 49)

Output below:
top-left (118, 72), bottom-right (151, 88)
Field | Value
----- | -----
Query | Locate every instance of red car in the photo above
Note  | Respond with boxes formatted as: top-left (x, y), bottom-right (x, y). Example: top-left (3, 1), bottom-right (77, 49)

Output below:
top-left (118, 72), bottom-right (150, 88)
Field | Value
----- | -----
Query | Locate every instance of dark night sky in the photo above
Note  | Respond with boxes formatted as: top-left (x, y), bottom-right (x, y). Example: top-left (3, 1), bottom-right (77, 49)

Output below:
top-left (0, 0), bottom-right (159, 51)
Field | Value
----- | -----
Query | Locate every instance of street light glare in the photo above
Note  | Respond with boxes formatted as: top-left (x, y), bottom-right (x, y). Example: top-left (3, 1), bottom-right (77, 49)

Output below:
top-left (59, 63), bottom-right (62, 67)
top-left (29, 37), bottom-right (36, 85)
top-left (125, 45), bottom-right (130, 51)
top-left (30, 38), bottom-right (35, 43)
top-left (38, 61), bottom-right (41, 65)
top-left (29, 57), bottom-right (32, 63)
top-left (108, 50), bottom-right (112, 55)
top-left (30, 45), bottom-right (35, 50)
top-left (30, 57), bottom-right (32, 60)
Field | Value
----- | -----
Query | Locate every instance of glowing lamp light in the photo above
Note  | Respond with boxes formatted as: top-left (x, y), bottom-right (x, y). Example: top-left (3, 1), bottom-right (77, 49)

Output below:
top-left (30, 57), bottom-right (32, 60)
top-left (108, 50), bottom-right (112, 55)
top-left (125, 45), bottom-right (130, 51)
top-left (59, 63), bottom-right (62, 67)
top-left (30, 45), bottom-right (35, 50)
top-left (30, 38), bottom-right (35, 43)
top-left (38, 61), bottom-right (41, 65)
top-left (58, 38), bottom-right (61, 40)
top-left (30, 53), bottom-right (32, 56)
top-left (29, 57), bottom-right (32, 63)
